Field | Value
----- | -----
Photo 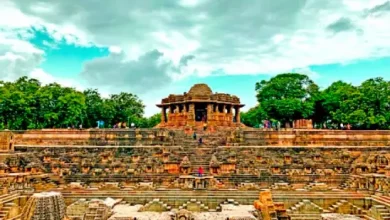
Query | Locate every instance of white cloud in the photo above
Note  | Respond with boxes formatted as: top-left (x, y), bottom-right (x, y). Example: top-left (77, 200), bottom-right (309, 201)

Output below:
top-left (108, 46), bottom-right (122, 54)
top-left (291, 67), bottom-right (320, 80)
top-left (29, 68), bottom-right (84, 90)
top-left (2, 0), bottom-right (390, 116)
top-left (5, 0), bottom-right (390, 80)
top-left (0, 31), bottom-right (44, 81)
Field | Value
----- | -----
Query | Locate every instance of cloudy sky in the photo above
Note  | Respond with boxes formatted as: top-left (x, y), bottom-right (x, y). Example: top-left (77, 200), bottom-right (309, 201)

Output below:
top-left (1, 0), bottom-right (390, 116)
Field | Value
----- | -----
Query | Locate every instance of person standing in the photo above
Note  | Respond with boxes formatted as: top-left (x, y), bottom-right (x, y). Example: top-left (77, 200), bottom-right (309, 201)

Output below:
top-left (198, 167), bottom-right (204, 177)
top-left (193, 132), bottom-right (197, 140)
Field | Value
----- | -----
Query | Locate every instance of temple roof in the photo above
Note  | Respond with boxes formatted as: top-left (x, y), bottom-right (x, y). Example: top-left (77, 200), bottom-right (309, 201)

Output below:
top-left (188, 84), bottom-right (213, 97)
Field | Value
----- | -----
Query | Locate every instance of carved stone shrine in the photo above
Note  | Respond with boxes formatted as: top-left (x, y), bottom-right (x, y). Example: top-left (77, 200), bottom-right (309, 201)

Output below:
top-left (156, 83), bottom-right (245, 129)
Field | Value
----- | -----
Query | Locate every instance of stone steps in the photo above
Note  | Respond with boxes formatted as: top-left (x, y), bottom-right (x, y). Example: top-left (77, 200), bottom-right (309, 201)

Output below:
top-left (287, 199), bottom-right (324, 215)
top-left (289, 213), bottom-right (321, 220)
top-left (0, 202), bottom-right (17, 219)
top-left (369, 205), bottom-right (390, 220)
top-left (327, 199), bottom-right (363, 215)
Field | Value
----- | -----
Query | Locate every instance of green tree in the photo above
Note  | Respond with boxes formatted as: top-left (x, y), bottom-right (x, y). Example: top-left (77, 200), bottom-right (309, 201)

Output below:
top-left (255, 73), bottom-right (319, 126)
top-left (110, 92), bottom-right (145, 125)
top-left (35, 83), bottom-right (86, 128)
top-left (84, 89), bottom-right (105, 128)
top-left (312, 81), bottom-right (357, 126)
top-left (241, 106), bottom-right (267, 127)
top-left (57, 90), bottom-right (86, 127)
top-left (146, 113), bottom-right (161, 128)
top-left (0, 82), bottom-right (30, 129)
top-left (358, 77), bottom-right (390, 129)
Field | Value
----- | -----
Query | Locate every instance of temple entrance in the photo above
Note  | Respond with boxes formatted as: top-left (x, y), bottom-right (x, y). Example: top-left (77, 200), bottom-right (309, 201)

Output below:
top-left (195, 103), bottom-right (207, 122)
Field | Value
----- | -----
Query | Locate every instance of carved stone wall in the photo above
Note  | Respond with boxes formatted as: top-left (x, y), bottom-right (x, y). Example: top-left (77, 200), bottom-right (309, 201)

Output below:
top-left (8, 129), bottom-right (390, 147)
top-left (20, 191), bottom-right (65, 220)
top-left (0, 131), bottom-right (14, 152)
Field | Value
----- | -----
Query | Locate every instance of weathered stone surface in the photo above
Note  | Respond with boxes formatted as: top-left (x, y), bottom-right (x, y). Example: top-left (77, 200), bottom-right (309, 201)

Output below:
top-left (21, 192), bottom-right (65, 220)
top-left (0, 131), bottom-right (14, 152)
top-left (321, 213), bottom-right (361, 219)
top-left (10, 129), bottom-right (390, 147)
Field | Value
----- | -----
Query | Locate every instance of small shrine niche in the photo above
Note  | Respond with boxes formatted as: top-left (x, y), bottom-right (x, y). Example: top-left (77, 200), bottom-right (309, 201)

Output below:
top-left (284, 155), bottom-right (292, 165)
top-left (180, 156), bottom-right (191, 175)
top-left (304, 166), bottom-right (312, 174)
top-left (132, 155), bottom-right (141, 163)
top-left (313, 154), bottom-right (321, 162)
top-left (272, 166), bottom-right (281, 174)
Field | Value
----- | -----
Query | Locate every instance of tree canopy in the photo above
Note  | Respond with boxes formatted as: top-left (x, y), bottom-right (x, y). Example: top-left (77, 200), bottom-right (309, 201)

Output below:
top-left (0, 77), bottom-right (160, 129)
top-left (255, 73), bottom-right (319, 125)
top-left (242, 73), bottom-right (390, 130)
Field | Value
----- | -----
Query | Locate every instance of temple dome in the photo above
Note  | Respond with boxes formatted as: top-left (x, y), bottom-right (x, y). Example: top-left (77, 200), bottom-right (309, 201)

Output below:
top-left (188, 83), bottom-right (213, 96)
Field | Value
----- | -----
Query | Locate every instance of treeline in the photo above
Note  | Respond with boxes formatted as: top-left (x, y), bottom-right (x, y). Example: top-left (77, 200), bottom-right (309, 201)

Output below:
top-left (241, 73), bottom-right (390, 129)
top-left (0, 77), bottom-right (160, 130)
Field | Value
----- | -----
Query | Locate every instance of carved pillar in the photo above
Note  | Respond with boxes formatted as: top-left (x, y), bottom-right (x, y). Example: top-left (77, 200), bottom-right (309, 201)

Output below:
top-left (223, 104), bottom-right (227, 125)
top-left (160, 107), bottom-right (166, 123)
top-left (188, 103), bottom-right (195, 126)
top-left (236, 107), bottom-right (240, 123)
top-left (207, 103), bottom-right (213, 124)
top-left (229, 105), bottom-right (233, 123)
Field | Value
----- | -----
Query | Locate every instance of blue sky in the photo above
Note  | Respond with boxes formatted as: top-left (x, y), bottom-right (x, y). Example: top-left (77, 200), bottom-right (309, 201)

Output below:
top-left (1, 0), bottom-right (390, 116)
top-left (29, 28), bottom-right (390, 113)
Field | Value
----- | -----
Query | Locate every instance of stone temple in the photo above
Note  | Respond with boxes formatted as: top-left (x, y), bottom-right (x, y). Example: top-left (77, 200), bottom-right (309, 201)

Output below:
top-left (1, 84), bottom-right (390, 219)
top-left (156, 83), bottom-right (245, 129)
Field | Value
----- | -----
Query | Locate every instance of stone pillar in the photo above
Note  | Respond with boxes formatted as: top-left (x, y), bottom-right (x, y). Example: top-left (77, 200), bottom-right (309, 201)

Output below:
top-left (207, 104), bottom-right (213, 123)
top-left (222, 104), bottom-right (227, 125)
top-left (235, 106), bottom-right (241, 123)
top-left (160, 108), bottom-right (166, 123)
top-left (188, 103), bottom-right (195, 126)
top-left (237, 107), bottom-right (241, 123)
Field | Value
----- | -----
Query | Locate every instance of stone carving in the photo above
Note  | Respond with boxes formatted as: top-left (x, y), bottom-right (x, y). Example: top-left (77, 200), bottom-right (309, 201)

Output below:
top-left (21, 192), bottom-right (66, 220)
top-left (254, 190), bottom-right (290, 220)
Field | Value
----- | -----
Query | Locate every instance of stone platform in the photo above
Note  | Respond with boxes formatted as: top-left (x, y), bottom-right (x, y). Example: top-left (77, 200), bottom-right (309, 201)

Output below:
top-left (2, 129), bottom-right (390, 219)
top-left (9, 129), bottom-right (390, 147)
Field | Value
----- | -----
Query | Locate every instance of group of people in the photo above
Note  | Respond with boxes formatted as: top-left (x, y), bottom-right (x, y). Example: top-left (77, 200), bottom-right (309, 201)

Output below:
top-left (260, 120), bottom-right (281, 130)
top-left (67, 124), bottom-right (83, 129)
top-left (112, 122), bottom-right (135, 129)
top-left (323, 123), bottom-right (351, 130)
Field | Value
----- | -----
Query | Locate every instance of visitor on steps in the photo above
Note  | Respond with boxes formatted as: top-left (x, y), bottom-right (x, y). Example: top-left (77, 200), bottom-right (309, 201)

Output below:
top-left (203, 122), bottom-right (207, 131)
top-left (198, 137), bottom-right (203, 145)
top-left (193, 132), bottom-right (197, 140)
top-left (198, 167), bottom-right (203, 177)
